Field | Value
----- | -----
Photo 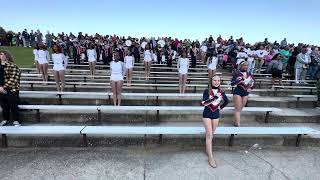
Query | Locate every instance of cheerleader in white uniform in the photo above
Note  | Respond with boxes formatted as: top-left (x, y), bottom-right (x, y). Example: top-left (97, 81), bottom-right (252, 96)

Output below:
top-left (177, 50), bottom-right (189, 94)
top-left (32, 44), bottom-right (40, 75)
top-left (207, 53), bottom-right (219, 82)
top-left (110, 51), bottom-right (125, 106)
top-left (143, 44), bottom-right (152, 80)
top-left (52, 44), bottom-right (68, 92)
top-left (37, 44), bottom-right (50, 82)
top-left (124, 49), bottom-right (134, 86)
top-left (87, 44), bottom-right (97, 79)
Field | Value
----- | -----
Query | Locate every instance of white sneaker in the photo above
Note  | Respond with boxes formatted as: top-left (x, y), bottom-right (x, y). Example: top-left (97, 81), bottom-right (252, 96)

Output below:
top-left (13, 121), bottom-right (21, 126)
top-left (0, 120), bottom-right (7, 126)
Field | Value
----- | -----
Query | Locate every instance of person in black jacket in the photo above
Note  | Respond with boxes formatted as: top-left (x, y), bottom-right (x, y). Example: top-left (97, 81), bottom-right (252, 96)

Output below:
top-left (132, 43), bottom-right (140, 63)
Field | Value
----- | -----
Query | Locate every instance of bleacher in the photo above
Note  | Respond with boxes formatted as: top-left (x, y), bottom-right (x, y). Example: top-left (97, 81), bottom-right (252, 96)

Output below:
top-left (1, 57), bottom-right (320, 148)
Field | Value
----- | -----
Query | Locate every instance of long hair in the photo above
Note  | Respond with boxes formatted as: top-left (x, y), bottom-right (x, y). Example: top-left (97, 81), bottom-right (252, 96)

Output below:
top-left (39, 43), bottom-right (48, 50)
top-left (209, 74), bottom-right (221, 92)
top-left (52, 44), bottom-right (63, 53)
top-left (272, 53), bottom-right (281, 60)
top-left (0, 50), bottom-right (15, 63)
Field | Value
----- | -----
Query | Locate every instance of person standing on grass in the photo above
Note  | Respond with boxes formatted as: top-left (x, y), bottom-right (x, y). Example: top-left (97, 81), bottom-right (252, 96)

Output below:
top-left (0, 50), bottom-right (21, 126)
top-left (36, 30), bottom-right (43, 44)
top-left (267, 53), bottom-right (283, 86)
top-left (201, 75), bottom-right (229, 168)
top-left (177, 49), bottom-right (189, 94)
top-left (52, 44), bottom-right (68, 92)
top-left (37, 43), bottom-right (50, 83)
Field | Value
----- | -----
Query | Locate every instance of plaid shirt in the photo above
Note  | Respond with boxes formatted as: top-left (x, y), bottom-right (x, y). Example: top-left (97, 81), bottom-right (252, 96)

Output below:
top-left (3, 62), bottom-right (20, 92)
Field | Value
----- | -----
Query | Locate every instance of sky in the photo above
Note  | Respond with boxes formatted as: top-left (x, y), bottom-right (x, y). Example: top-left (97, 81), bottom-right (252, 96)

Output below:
top-left (1, 0), bottom-right (319, 45)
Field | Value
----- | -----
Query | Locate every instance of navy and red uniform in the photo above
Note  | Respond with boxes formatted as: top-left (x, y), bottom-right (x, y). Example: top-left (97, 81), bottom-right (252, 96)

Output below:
top-left (202, 88), bottom-right (229, 119)
top-left (231, 70), bottom-right (255, 97)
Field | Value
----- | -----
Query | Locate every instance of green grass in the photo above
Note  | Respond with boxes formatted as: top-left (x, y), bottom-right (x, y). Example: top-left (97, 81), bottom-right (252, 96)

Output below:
top-left (0, 46), bottom-right (38, 68)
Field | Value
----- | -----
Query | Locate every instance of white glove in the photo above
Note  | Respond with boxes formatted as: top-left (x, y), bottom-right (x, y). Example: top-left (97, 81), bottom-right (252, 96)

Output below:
top-left (243, 78), bottom-right (251, 85)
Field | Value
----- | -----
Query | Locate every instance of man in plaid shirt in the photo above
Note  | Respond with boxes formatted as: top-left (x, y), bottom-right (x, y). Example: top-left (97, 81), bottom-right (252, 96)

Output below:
top-left (0, 50), bottom-right (21, 126)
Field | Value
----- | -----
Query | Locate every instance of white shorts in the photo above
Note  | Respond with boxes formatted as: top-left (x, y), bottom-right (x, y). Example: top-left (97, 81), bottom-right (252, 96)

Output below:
top-left (125, 64), bottom-right (133, 69)
top-left (37, 59), bottom-right (48, 65)
top-left (179, 69), bottom-right (188, 75)
top-left (144, 58), bottom-right (152, 62)
top-left (110, 74), bottom-right (123, 81)
top-left (53, 64), bottom-right (65, 71)
top-left (208, 64), bottom-right (216, 70)
top-left (88, 58), bottom-right (96, 62)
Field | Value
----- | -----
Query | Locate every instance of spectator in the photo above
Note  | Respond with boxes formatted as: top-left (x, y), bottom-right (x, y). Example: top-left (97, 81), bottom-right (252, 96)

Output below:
top-left (288, 47), bottom-right (299, 76)
top-left (254, 45), bottom-right (268, 74)
top-left (6, 32), bottom-right (13, 46)
top-left (316, 69), bottom-right (320, 107)
top-left (0, 50), bottom-right (21, 126)
top-left (45, 31), bottom-right (52, 48)
top-left (22, 29), bottom-right (29, 47)
top-left (308, 47), bottom-right (320, 80)
top-left (15, 32), bottom-right (21, 47)
top-left (30, 30), bottom-right (35, 47)
top-left (72, 42), bottom-right (81, 65)
top-left (190, 43), bottom-right (198, 70)
top-left (267, 53), bottom-right (283, 86)
top-left (132, 42), bottom-right (140, 63)
top-left (295, 46), bottom-right (311, 84)
top-left (280, 46), bottom-right (291, 73)
top-left (280, 38), bottom-right (287, 48)
top-left (36, 29), bottom-right (43, 44)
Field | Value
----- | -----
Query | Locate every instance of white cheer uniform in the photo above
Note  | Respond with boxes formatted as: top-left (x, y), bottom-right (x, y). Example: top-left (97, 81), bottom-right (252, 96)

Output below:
top-left (87, 49), bottom-right (97, 62)
top-left (178, 58), bottom-right (189, 74)
top-left (52, 53), bottom-right (67, 71)
top-left (124, 55), bottom-right (134, 69)
top-left (144, 50), bottom-right (152, 62)
top-left (110, 61), bottom-right (124, 81)
top-left (208, 56), bottom-right (218, 70)
top-left (37, 50), bottom-right (50, 64)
